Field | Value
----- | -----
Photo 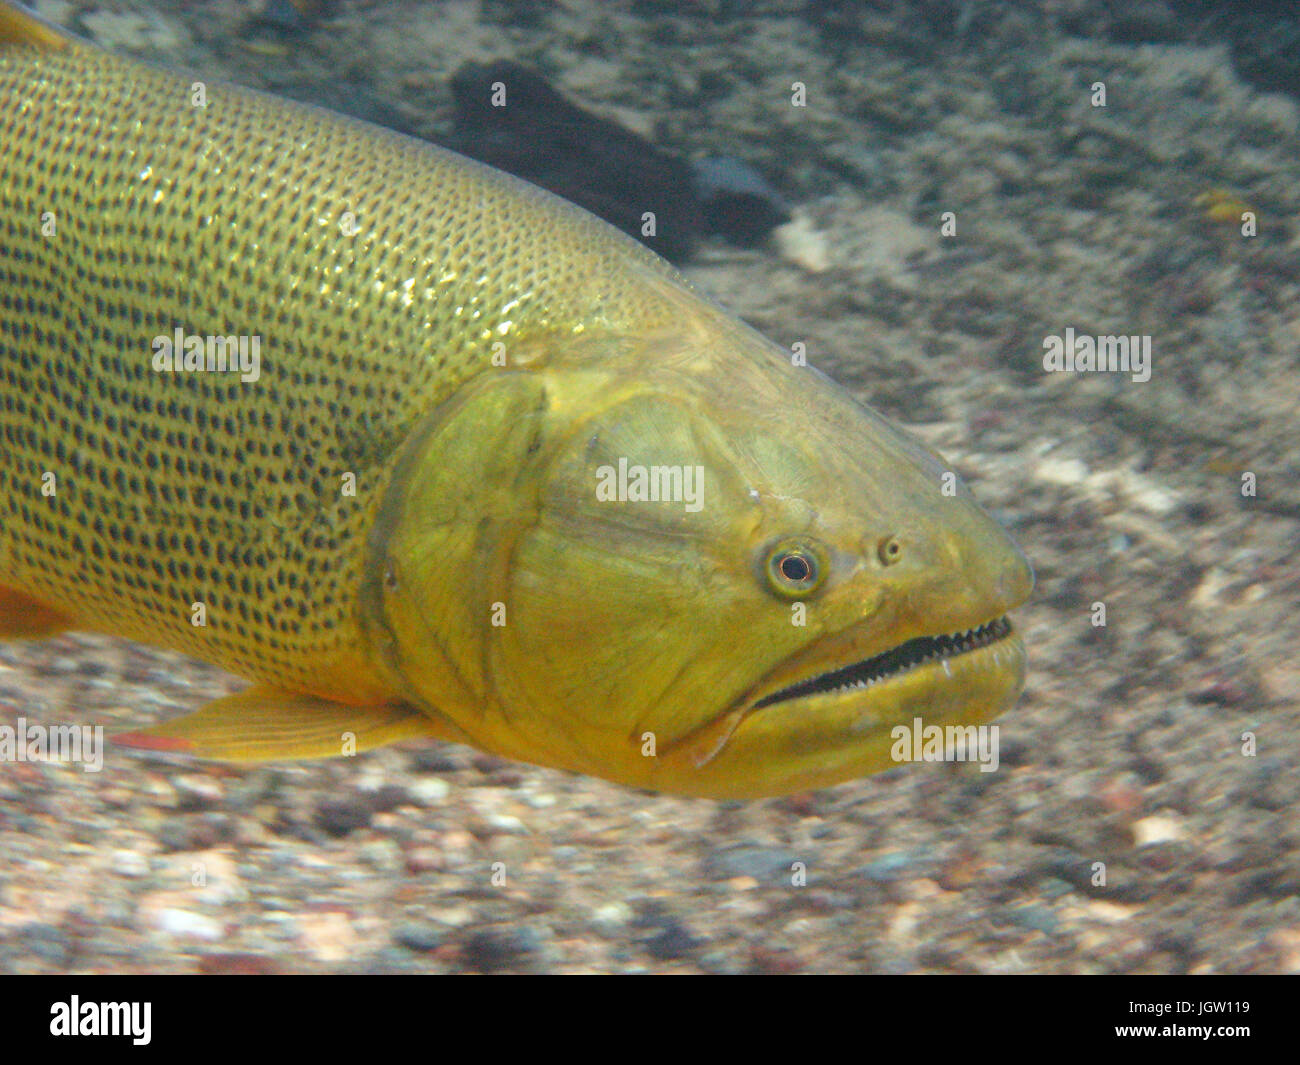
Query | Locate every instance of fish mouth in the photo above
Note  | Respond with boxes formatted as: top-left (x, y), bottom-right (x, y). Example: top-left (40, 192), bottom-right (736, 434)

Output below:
top-left (659, 611), bottom-right (1026, 792)
top-left (751, 616), bottom-right (1015, 709)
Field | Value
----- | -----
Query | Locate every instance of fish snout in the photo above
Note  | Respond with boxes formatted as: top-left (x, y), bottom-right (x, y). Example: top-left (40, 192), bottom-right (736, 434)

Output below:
top-left (945, 504), bottom-right (1034, 616)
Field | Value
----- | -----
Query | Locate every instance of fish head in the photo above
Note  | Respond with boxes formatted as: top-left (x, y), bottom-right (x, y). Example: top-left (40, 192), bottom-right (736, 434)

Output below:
top-left (372, 310), bottom-right (1032, 798)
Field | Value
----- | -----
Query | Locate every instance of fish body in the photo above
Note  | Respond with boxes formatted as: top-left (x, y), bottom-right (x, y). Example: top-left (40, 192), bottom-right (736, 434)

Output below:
top-left (0, 3), bottom-right (1032, 797)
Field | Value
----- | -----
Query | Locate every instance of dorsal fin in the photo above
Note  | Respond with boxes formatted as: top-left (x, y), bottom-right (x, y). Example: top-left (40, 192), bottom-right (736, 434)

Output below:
top-left (0, 1), bottom-right (69, 50)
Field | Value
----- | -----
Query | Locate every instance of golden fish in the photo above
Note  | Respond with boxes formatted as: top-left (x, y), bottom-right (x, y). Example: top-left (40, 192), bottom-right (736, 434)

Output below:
top-left (0, 2), bottom-right (1032, 797)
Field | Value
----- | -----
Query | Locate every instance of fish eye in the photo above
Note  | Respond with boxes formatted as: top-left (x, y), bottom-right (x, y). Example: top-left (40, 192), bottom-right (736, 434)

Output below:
top-left (763, 538), bottom-right (827, 599)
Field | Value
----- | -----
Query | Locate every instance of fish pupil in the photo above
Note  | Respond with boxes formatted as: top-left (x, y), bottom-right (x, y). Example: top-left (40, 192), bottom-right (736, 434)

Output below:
top-left (780, 554), bottom-right (811, 582)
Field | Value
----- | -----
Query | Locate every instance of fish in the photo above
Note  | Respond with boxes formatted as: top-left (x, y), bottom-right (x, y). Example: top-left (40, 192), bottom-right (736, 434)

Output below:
top-left (0, 2), bottom-right (1033, 798)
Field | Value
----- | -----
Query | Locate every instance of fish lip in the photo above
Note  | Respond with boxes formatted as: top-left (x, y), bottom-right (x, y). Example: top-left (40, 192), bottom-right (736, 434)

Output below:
top-left (662, 612), bottom-right (1025, 771)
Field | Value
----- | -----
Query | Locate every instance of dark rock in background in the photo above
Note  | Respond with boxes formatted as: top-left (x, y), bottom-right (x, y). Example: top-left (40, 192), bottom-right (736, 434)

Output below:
top-left (692, 156), bottom-right (790, 246)
top-left (440, 59), bottom-right (705, 261)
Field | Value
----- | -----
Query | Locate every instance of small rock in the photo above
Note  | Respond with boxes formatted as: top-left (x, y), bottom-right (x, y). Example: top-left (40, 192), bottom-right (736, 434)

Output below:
top-left (462, 926), bottom-right (540, 972)
top-left (432, 904), bottom-right (476, 929)
top-left (296, 911), bottom-right (358, 963)
top-left (698, 949), bottom-right (747, 974)
top-left (111, 849), bottom-right (150, 878)
top-left (644, 921), bottom-right (700, 961)
top-left (859, 849), bottom-right (928, 883)
top-left (1035, 456), bottom-right (1089, 486)
top-left (365, 784), bottom-right (410, 813)
top-left (1131, 814), bottom-right (1184, 847)
top-left (403, 845), bottom-right (445, 873)
top-left (409, 749), bottom-right (463, 773)
top-left (1003, 904), bottom-right (1060, 935)
top-left (393, 922), bottom-right (446, 953)
top-left (358, 839), bottom-right (404, 873)
top-left (151, 907), bottom-right (222, 941)
top-left (174, 773), bottom-right (224, 810)
top-left (1244, 94), bottom-right (1300, 138)
top-left (156, 817), bottom-right (196, 852)
top-left (691, 155), bottom-right (791, 245)
top-left (773, 211), bottom-right (830, 273)
top-left (483, 813), bottom-right (527, 835)
top-left (407, 777), bottom-right (450, 805)
top-left (314, 796), bottom-right (373, 837)
top-left (591, 901), bottom-right (634, 935)
top-left (707, 846), bottom-right (801, 881)
top-left (191, 850), bottom-right (246, 905)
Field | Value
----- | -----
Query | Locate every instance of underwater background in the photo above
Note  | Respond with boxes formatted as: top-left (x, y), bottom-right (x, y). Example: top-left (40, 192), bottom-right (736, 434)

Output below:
top-left (1, 0), bottom-right (1298, 973)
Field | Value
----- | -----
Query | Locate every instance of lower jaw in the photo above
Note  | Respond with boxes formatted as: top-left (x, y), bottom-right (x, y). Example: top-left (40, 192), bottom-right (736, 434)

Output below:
top-left (653, 633), bottom-right (1028, 799)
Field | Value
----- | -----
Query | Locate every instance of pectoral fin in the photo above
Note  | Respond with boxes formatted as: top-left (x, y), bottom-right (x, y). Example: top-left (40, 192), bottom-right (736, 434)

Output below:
top-left (0, 585), bottom-right (74, 638)
top-left (114, 685), bottom-right (448, 762)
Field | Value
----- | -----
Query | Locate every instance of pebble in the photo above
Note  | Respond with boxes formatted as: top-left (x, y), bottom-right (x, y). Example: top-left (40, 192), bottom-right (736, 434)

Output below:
top-left (192, 850), bottom-right (246, 905)
top-left (484, 813), bottom-right (527, 835)
top-left (407, 777), bottom-right (450, 805)
top-left (432, 904), bottom-right (476, 929)
top-left (365, 784), bottom-right (411, 813)
top-left (1244, 94), bottom-right (1300, 138)
top-left (409, 749), bottom-right (463, 773)
top-left (358, 839), bottom-right (404, 873)
top-left (173, 773), bottom-right (224, 810)
top-left (1131, 813), bottom-right (1185, 847)
top-left (261, 910), bottom-right (298, 932)
top-left (462, 927), bottom-right (541, 972)
top-left (151, 907), bottom-right (223, 941)
top-left (314, 796), bottom-right (373, 837)
top-left (1034, 456), bottom-right (1089, 486)
top-left (393, 921), bottom-right (446, 953)
top-left (156, 818), bottom-right (196, 852)
top-left (859, 849), bottom-right (929, 883)
top-left (773, 211), bottom-right (830, 273)
top-left (296, 910), bottom-right (358, 963)
top-left (1001, 904), bottom-right (1060, 936)
top-left (699, 949), bottom-right (747, 975)
top-left (403, 845), bottom-right (445, 873)
top-left (642, 919), bottom-right (700, 961)
top-left (707, 846), bottom-right (801, 881)
top-left (111, 849), bottom-right (150, 878)
top-left (591, 901), bottom-right (634, 935)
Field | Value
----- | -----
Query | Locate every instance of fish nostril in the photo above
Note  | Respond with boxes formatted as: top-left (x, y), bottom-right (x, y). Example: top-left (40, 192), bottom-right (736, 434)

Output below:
top-left (876, 535), bottom-right (903, 566)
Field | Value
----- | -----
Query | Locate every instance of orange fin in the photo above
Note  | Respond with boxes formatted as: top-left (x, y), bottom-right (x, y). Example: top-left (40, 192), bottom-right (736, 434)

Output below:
top-left (0, 2), bottom-right (70, 50)
top-left (0, 585), bottom-right (74, 639)
top-left (114, 685), bottom-right (447, 762)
